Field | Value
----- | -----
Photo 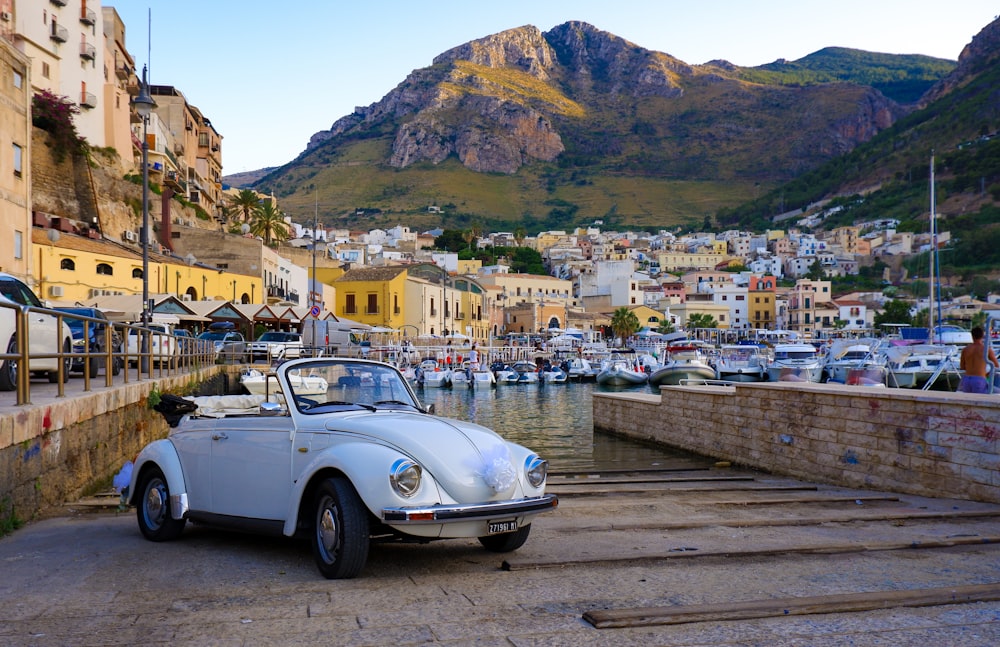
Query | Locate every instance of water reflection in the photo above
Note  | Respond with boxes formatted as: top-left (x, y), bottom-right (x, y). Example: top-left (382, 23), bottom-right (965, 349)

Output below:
top-left (416, 382), bottom-right (698, 472)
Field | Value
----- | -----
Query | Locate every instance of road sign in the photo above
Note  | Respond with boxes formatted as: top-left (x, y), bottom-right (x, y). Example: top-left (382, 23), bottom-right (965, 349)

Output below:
top-left (309, 305), bottom-right (321, 318)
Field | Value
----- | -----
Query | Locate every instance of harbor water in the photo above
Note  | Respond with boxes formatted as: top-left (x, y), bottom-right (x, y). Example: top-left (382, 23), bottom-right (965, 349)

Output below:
top-left (414, 381), bottom-right (697, 472)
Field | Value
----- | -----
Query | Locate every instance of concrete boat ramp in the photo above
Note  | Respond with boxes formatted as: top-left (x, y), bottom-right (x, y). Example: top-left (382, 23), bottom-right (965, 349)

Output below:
top-left (2, 457), bottom-right (1000, 645)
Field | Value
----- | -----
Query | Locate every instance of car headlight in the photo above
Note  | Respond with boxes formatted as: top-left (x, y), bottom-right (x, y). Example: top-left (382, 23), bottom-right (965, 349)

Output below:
top-left (72, 338), bottom-right (86, 350)
top-left (524, 454), bottom-right (548, 488)
top-left (389, 459), bottom-right (422, 498)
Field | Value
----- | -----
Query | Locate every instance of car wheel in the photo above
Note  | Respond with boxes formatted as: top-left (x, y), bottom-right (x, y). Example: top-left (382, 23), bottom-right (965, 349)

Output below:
top-left (111, 356), bottom-right (123, 376)
top-left (87, 353), bottom-right (100, 378)
top-left (311, 477), bottom-right (369, 579)
top-left (478, 524), bottom-right (531, 552)
top-left (136, 465), bottom-right (186, 541)
top-left (0, 337), bottom-right (17, 391)
top-left (48, 339), bottom-right (72, 383)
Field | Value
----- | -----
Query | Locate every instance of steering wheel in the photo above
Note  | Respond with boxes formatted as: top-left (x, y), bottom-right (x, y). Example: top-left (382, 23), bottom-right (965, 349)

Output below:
top-left (293, 395), bottom-right (319, 410)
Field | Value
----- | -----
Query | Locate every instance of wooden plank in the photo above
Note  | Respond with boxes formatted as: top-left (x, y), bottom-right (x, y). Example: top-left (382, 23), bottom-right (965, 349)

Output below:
top-left (503, 534), bottom-right (1000, 571)
top-left (583, 582), bottom-right (1000, 628)
top-left (710, 495), bottom-right (898, 505)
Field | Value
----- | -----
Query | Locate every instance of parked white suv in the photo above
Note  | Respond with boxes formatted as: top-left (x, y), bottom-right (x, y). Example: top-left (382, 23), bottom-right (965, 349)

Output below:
top-left (0, 273), bottom-right (74, 390)
top-left (249, 331), bottom-right (304, 362)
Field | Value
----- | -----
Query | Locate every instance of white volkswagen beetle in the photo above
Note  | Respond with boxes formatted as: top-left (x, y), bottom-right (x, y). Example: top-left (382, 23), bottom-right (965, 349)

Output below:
top-left (128, 357), bottom-right (557, 578)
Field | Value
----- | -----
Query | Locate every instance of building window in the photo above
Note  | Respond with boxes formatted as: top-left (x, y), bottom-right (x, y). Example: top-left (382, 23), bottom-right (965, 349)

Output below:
top-left (14, 231), bottom-right (23, 260)
top-left (366, 293), bottom-right (378, 315)
top-left (132, 268), bottom-right (143, 278)
top-left (13, 70), bottom-right (22, 89)
top-left (96, 263), bottom-right (113, 275)
top-left (13, 144), bottom-right (22, 177)
top-left (345, 293), bottom-right (356, 315)
top-left (60, 258), bottom-right (75, 270)
top-left (42, 62), bottom-right (50, 79)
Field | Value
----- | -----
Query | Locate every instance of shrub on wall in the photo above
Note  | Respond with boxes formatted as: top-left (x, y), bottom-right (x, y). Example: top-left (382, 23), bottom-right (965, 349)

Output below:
top-left (32, 90), bottom-right (85, 162)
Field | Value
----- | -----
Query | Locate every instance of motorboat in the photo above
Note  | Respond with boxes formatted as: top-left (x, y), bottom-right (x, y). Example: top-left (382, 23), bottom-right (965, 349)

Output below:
top-left (883, 343), bottom-right (961, 390)
top-left (648, 345), bottom-right (716, 386)
top-left (596, 352), bottom-right (648, 386)
top-left (766, 343), bottom-right (823, 383)
top-left (450, 362), bottom-right (473, 388)
top-left (471, 368), bottom-right (497, 387)
top-left (240, 367), bottom-right (328, 397)
top-left (564, 356), bottom-right (598, 382)
top-left (714, 344), bottom-right (766, 382)
top-left (511, 359), bottom-right (540, 383)
top-left (823, 339), bottom-right (883, 384)
top-left (416, 359), bottom-right (451, 388)
top-left (538, 362), bottom-right (568, 383)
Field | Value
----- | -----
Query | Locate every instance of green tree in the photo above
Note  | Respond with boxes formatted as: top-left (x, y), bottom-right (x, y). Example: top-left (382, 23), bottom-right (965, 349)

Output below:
top-left (687, 313), bottom-right (718, 329)
top-left (805, 258), bottom-right (825, 281)
top-left (229, 189), bottom-right (261, 223)
top-left (32, 90), bottom-right (83, 162)
top-left (655, 319), bottom-right (676, 335)
top-left (873, 299), bottom-right (913, 327)
top-left (610, 307), bottom-right (640, 347)
top-left (249, 201), bottom-right (289, 246)
top-left (513, 226), bottom-right (527, 247)
top-left (434, 229), bottom-right (468, 252)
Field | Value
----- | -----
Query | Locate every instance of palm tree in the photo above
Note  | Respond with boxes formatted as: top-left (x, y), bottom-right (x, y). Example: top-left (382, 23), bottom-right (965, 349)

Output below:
top-left (249, 201), bottom-right (289, 246)
top-left (655, 319), bottom-right (676, 335)
top-left (610, 307), bottom-right (640, 347)
top-left (229, 189), bottom-right (260, 223)
top-left (687, 313), bottom-right (718, 329)
top-left (513, 226), bottom-right (527, 248)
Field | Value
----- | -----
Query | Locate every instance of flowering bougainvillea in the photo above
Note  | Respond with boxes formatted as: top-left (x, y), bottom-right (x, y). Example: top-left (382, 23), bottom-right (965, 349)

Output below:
top-left (32, 89), bottom-right (85, 161)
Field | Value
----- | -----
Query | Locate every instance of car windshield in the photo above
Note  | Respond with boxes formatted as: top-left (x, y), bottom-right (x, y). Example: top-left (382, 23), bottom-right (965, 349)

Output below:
top-left (199, 332), bottom-right (230, 341)
top-left (283, 359), bottom-right (422, 414)
top-left (258, 332), bottom-right (291, 342)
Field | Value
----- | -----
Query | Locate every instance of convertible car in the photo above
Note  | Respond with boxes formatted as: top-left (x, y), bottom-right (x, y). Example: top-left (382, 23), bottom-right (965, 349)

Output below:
top-left (128, 357), bottom-right (557, 579)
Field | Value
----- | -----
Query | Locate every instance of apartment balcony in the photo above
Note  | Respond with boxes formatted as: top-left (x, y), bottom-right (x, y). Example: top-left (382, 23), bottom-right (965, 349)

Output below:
top-left (50, 0), bottom-right (67, 6)
top-left (50, 25), bottom-right (69, 43)
top-left (266, 285), bottom-right (286, 299)
top-left (164, 170), bottom-right (187, 194)
top-left (79, 42), bottom-right (96, 61)
top-left (288, 291), bottom-right (300, 304)
top-left (365, 307), bottom-right (380, 315)
top-left (80, 7), bottom-right (97, 25)
top-left (115, 63), bottom-right (132, 80)
top-left (80, 92), bottom-right (97, 109)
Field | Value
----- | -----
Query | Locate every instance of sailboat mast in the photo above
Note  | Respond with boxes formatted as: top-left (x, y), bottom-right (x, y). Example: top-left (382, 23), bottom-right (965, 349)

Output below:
top-left (929, 155), bottom-right (937, 343)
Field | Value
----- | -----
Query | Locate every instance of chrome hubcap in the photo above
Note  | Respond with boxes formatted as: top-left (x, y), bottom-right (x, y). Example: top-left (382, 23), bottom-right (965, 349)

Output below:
top-left (144, 481), bottom-right (166, 528)
top-left (318, 500), bottom-right (340, 558)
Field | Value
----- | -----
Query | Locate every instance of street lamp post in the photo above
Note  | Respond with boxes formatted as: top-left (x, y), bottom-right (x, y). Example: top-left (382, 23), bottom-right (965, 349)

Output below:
top-left (133, 66), bottom-right (156, 374)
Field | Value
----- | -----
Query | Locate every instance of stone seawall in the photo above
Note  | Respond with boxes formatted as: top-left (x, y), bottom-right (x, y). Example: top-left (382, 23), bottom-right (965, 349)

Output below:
top-left (0, 366), bottom-right (237, 522)
top-left (594, 382), bottom-right (1000, 504)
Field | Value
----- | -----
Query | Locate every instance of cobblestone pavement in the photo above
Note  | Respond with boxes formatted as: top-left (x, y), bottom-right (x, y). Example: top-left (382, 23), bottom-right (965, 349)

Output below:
top-left (3, 464), bottom-right (1000, 646)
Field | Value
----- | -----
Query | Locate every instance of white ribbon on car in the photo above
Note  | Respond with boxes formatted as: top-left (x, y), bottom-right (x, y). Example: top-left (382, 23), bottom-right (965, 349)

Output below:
top-left (475, 444), bottom-right (517, 494)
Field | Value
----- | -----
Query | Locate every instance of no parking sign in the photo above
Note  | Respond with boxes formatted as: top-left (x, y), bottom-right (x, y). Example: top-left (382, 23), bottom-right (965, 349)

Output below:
top-left (309, 305), bottom-right (320, 318)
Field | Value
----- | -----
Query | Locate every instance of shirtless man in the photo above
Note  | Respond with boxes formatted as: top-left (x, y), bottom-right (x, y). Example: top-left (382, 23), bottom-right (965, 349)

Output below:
top-left (959, 326), bottom-right (999, 394)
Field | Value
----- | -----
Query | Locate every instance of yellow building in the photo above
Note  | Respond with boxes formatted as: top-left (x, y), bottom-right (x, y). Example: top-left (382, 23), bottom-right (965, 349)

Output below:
top-left (32, 228), bottom-right (259, 306)
top-left (0, 41), bottom-right (31, 283)
top-left (657, 251), bottom-right (730, 273)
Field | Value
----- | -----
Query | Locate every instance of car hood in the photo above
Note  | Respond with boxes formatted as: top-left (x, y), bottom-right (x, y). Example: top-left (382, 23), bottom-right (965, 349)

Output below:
top-left (325, 412), bottom-right (519, 499)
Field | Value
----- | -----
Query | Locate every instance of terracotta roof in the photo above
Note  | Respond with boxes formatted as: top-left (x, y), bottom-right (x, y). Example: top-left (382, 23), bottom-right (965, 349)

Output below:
top-left (336, 266), bottom-right (410, 282)
top-left (33, 228), bottom-right (142, 260)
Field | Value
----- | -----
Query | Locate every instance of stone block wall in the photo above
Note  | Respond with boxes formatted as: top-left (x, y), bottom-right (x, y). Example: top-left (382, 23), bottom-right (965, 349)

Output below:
top-left (0, 365), bottom-right (229, 522)
top-left (594, 382), bottom-right (1000, 503)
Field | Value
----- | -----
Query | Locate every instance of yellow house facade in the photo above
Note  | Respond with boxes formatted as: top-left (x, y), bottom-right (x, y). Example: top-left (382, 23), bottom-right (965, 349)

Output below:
top-left (32, 228), bottom-right (259, 306)
top-left (0, 41), bottom-right (31, 283)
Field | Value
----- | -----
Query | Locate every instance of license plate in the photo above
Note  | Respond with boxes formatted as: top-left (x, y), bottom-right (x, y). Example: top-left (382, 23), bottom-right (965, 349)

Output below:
top-left (488, 520), bottom-right (517, 534)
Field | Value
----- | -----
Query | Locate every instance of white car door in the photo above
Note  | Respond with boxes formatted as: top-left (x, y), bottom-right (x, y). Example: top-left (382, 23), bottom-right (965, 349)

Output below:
top-left (0, 277), bottom-right (59, 370)
top-left (207, 416), bottom-right (296, 520)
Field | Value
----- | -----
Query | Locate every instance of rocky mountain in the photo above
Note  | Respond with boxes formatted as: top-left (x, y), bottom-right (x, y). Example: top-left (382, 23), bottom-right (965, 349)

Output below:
top-left (250, 21), bottom-right (960, 231)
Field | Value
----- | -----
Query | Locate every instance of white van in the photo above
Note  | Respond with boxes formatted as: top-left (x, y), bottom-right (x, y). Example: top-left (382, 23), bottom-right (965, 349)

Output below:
top-left (300, 318), bottom-right (365, 356)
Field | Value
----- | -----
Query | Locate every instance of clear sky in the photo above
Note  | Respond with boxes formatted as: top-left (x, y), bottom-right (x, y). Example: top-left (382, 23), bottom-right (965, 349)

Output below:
top-left (110, 1), bottom-right (998, 174)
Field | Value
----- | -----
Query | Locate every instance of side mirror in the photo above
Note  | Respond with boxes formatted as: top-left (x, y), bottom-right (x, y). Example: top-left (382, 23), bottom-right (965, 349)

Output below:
top-left (259, 401), bottom-right (285, 416)
top-left (424, 403), bottom-right (435, 415)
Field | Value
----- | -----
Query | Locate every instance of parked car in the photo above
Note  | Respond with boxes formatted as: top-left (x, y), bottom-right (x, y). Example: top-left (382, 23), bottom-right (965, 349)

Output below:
top-left (129, 357), bottom-right (557, 578)
top-left (54, 307), bottom-right (123, 377)
top-left (197, 322), bottom-right (246, 362)
top-left (0, 273), bottom-right (74, 390)
top-left (125, 322), bottom-right (178, 367)
top-left (249, 331), bottom-right (304, 362)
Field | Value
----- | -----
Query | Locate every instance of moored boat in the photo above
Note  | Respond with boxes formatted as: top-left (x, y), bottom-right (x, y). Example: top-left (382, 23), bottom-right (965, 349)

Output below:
top-left (240, 367), bottom-right (329, 397)
top-left (596, 352), bottom-right (648, 386)
top-left (649, 345), bottom-right (716, 386)
top-left (883, 343), bottom-right (961, 390)
top-left (714, 344), bottom-right (766, 382)
top-left (766, 343), bottom-right (823, 383)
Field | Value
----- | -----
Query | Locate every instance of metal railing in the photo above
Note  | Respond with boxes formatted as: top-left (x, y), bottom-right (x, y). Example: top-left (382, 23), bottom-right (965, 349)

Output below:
top-left (0, 300), bottom-right (221, 406)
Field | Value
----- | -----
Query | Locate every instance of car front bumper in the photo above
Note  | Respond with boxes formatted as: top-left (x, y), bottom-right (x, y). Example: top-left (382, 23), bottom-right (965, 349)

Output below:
top-left (381, 494), bottom-right (558, 524)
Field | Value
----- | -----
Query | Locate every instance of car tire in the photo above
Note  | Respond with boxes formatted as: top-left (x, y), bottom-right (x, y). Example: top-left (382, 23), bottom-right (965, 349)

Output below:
top-left (87, 354), bottom-right (100, 379)
top-left (0, 337), bottom-right (17, 391)
top-left (478, 524), bottom-right (531, 552)
top-left (311, 476), bottom-right (369, 579)
top-left (111, 356), bottom-right (123, 376)
top-left (48, 339), bottom-right (72, 383)
top-left (136, 465), bottom-right (186, 541)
